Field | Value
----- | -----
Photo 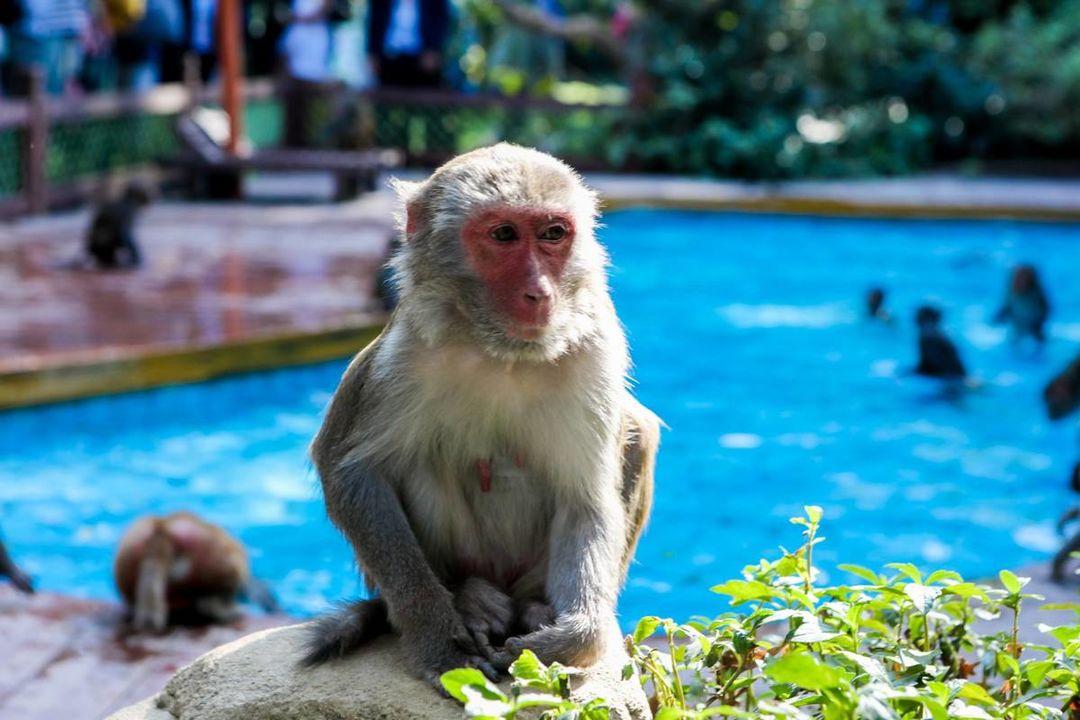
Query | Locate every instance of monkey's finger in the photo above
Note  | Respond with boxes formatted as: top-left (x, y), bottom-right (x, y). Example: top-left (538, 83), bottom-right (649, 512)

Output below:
top-left (452, 626), bottom-right (481, 655)
top-left (471, 629), bottom-right (500, 664)
top-left (466, 655), bottom-right (501, 683)
top-left (424, 670), bottom-right (452, 698)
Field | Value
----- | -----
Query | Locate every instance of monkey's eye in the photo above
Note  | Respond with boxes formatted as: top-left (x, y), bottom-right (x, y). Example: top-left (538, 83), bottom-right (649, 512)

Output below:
top-left (538, 224), bottom-right (568, 242)
top-left (490, 224), bottom-right (519, 243)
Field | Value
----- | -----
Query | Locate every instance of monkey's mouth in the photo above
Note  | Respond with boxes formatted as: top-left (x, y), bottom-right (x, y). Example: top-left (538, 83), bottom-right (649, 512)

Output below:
top-left (506, 323), bottom-right (547, 342)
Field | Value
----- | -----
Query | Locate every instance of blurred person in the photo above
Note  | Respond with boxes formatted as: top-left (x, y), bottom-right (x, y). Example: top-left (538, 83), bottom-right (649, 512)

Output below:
top-left (1, 0), bottom-right (89, 95)
top-left (914, 305), bottom-right (967, 381)
top-left (0, 526), bottom-right (33, 594)
top-left (366, 0), bottom-right (449, 89)
top-left (993, 263), bottom-right (1051, 347)
top-left (278, 0), bottom-right (332, 146)
top-left (158, 0), bottom-right (214, 83)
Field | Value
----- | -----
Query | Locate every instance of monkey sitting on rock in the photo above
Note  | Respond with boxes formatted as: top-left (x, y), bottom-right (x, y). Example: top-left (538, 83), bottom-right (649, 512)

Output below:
top-left (114, 511), bottom-right (278, 633)
top-left (1052, 464), bottom-right (1080, 582)
top-left (0, 527), bottom-right (33, 594)
top-left (84, 183), bottom-right (155, 269)
top-left (302, 144), bottom-right (660, 690)
top-left (994, 264), bottom-right (1050, 346)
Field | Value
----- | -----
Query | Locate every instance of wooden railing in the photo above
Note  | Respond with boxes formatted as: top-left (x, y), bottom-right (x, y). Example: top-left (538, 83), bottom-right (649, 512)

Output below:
top-left (0, 76), bottom-right (621, 218)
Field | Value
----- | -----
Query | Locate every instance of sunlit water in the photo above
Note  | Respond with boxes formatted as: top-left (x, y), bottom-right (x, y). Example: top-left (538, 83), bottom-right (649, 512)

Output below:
top-left (2, 210), bottom-right (1079, 626)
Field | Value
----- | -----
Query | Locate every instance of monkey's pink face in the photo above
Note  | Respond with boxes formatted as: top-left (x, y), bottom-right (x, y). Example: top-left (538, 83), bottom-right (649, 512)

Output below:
top-left (462, 207), bottom-right (575, 341)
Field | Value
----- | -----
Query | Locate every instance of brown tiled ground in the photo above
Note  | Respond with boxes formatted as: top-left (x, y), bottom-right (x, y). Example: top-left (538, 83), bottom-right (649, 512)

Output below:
top-left (0, 585), bottom-right (293, 720)
top-left (0, 194), bottom-right (395, 373)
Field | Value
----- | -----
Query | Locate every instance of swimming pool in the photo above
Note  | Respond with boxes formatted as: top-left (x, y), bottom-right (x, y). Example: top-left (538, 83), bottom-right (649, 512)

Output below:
top-left (2, 209), bottom-right (1079, 625)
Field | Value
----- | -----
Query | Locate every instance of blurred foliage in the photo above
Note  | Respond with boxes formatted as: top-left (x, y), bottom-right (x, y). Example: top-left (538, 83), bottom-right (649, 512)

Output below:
top-left (457, 0), bottom-right (1080, 178)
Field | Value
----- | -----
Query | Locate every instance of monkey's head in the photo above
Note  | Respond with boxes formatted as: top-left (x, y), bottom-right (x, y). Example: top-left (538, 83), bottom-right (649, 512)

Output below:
top-left (391, 144), bottom-right (607, 362)
top-left (1012, 264), bottom-right (1039, 293)
top-left (1044, 356), bottom-right (1080, 421)
top-left (915, 305), bottom-right (943, 330)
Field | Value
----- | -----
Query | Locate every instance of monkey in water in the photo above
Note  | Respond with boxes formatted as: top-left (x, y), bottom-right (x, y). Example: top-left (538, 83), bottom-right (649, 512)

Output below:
top-left (0, 527), bottom-right (33, 594)
top-left (302, 144), bottom-right (659, 689)
top-left (1044, 353), bottom-right (1080, 422)
top-left (85, 183), bottom-right (154, 269)
top-left (994, 264), bottom-right (1050, 346)
top-left (114, 511), bottom-right (278, 633)
top-left (866, 287), bottom-right (892, 323)
top-left (914, 305), bottom-right (968, 381)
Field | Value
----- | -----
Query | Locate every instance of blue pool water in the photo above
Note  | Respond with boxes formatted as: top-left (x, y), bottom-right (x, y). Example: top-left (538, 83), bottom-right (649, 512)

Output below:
top-left (2, 209), bottom-right (1080, 626)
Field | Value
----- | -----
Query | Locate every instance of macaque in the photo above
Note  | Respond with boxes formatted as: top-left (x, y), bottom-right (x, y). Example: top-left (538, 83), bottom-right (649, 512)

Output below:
top-left (0, 527), bottom-right (33, 594)
top-left (114, 511), bottom-right (277, 633)
top-left (1054, 501), bottom-right (1080, 582)
top-left (303, 144), bottom-right (659, 690)
top-left (85, 183), bottom-right (155, 269)
top-left (866, 287), bottom-right (891, 323)
top-left (914, 305), bottom-right (967, 380)
top-left (994, 264), bottom-right (1050, 345)
top-left (1044, 354), bottom-right (1080, 421)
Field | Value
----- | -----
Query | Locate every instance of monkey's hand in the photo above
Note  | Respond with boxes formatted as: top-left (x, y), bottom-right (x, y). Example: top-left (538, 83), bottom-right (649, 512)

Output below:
top-left (495, 611), bottom-right (609, 670)
top-left (396, 588), bottom-right (502, 692)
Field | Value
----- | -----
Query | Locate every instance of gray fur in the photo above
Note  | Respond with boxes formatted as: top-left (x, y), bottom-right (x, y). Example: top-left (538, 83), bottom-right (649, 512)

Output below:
top-left (305, 144), bottom-right (660, 688)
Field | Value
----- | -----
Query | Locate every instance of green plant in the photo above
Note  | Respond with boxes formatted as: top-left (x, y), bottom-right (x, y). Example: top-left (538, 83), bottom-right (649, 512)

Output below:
top-left (443, 507), bottom-right (1080, 719)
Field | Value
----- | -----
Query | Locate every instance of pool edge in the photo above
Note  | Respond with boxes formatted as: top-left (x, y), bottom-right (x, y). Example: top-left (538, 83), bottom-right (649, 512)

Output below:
top-left (0, 323), bottom-right (385, 410)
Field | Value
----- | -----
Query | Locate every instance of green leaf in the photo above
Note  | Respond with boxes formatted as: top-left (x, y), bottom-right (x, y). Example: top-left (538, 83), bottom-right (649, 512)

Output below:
top-left (509, 649), bottom-right (544, 682)
top-left (709, 579), bottom-right (777, 604)
top-left (837, 563), bottom-right (882, 584)
top-left (789, 617), bottom-right (842, 644)
top-left (461, 685), bottom-right (512, 717)
top-left (999, 570), bottom-right (1028, 594)
top-left (804, 505), bottom-right (823, 524)
top-left (885, 563), bottom-right (923, 584)
top-left (956, 682), bottom-right (997, 706)
top-left (440, 668), bottom-right (504, 705)
top-left (632, 616), bottom-right (662, 644)
top-left (904, 583), bottom-right (942, 614)
top-left (765, 652), bottom-right (846, 691)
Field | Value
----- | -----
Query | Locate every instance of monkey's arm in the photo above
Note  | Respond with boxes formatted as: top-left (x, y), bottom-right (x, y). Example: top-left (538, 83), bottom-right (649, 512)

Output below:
top-left (317, 461), bottom-right (496, 684)
top-left (503, 479), bottom-right (624, 667)
top-left (0, 537), bottom-right (33, 594)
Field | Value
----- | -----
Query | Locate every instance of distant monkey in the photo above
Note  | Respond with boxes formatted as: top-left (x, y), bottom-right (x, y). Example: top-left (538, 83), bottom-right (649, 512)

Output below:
top-left (114, 511), bottom-right (278, 633)
top-left (303, 144), bottom-right (659, 689)
top-left (0, 527), bottom-right (33, 594)
top-left (1044, 354), bottom-right (1080, 421)
top-left (914, 305), bottom-right (967, 380)
top-left (1053, 497), bottom-right (1080, 582)
top-left (85, 183), bottom-right (155, 269)
top-left (866, 287), bottom-right (891, 322)
top-left (994, 264), bottom-right (1050, 345)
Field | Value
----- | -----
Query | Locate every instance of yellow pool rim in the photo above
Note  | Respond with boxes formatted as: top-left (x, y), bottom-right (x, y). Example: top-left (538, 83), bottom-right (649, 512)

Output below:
top-left (0, 323), bottom-right (385, 410)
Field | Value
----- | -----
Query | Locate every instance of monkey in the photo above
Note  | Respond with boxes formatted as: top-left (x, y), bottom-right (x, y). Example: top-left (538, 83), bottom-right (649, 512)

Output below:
top-left (301, 143), bottom-right (660, 691)
top-left (866, 287), bottom-right (892, 323)
top-left (914, 305), bottom-right (968, 381)
top-left (84, 183), bottom-right (155, 269)
top-left (0, 527), bottom-right (33, 594)
top-left (1053, 500), bottom-right (1080, 582)
top-left (1044, 353), bottom-right (1080, 421)
top-left (993, 264), bottom-right (1051, 345)
top-left (114, 511), bottom-right (279, 633)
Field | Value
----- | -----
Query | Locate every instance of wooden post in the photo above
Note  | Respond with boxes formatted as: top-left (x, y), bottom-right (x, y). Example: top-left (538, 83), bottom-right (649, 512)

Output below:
top-left (218, 0), bottom-right (245, 156)
top-left (23, 69), bottom-right (47, 215)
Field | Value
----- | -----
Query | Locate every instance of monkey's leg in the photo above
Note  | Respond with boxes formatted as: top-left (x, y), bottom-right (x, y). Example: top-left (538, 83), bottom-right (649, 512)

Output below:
top-left (313, 464), bottom-right (498, 686)
top-left (617, 399), bottom-right (659, 583)
top-left (1052, 531), bottom-right (1080, 583)
top-left (132, 548), bottom-right (171, 634)
top-left (0, 538), bottom-right (33, 594)
top-left (454, 577), bottom-right (513, 665)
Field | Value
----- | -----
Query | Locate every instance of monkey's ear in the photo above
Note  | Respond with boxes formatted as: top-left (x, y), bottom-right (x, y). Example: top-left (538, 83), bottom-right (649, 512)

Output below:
top-left (389, 178), bottom-right (424, 238)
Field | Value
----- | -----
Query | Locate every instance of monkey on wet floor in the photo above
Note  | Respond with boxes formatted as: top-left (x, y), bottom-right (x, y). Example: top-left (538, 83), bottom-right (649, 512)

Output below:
top-left (1044, 353), bottom-right (1080, 422)
top-left (114, 511), bottom-right (279, 634)
top-left (994, 264), bottom-right (1051, 346)
top-left (84, 183), bottom-right (155, 269)
top-left (0, 527), bottom-right (33, 594)
top-left (914, 305), bottom-right (968, 381)
top-left (302, 144), bottom-right (660, 690)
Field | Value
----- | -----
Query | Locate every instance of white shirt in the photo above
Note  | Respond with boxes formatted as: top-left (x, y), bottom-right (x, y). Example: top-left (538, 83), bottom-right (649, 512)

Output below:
top-left (383, 0), bottom-right (421, 56)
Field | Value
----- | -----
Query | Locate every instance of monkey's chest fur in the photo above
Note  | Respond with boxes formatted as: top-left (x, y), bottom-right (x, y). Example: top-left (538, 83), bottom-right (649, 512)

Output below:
top-left (389, 340), bottom-right (619, 593)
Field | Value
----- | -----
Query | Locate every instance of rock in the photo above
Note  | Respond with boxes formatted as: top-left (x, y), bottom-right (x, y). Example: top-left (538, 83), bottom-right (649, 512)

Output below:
top-left (107, 623), bottom-right (650, 720)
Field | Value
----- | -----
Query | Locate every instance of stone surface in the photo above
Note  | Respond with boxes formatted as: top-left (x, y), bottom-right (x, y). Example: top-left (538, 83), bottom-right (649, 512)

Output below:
top-left (108, 623), bottom-right (650, 720)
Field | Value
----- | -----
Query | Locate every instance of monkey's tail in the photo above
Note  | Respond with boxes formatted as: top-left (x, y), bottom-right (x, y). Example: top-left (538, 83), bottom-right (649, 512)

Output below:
top-left (300, 597), bottom-right (390, 667)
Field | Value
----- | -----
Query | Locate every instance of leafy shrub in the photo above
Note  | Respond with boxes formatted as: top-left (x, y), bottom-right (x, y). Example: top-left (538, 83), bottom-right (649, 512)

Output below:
top-left (443, 507), bottom-right (1080, 719)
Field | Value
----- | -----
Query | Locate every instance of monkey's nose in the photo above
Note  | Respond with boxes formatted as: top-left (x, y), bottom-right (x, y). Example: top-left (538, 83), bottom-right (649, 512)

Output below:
top-left (523, 290), bottom-right (549, 303)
